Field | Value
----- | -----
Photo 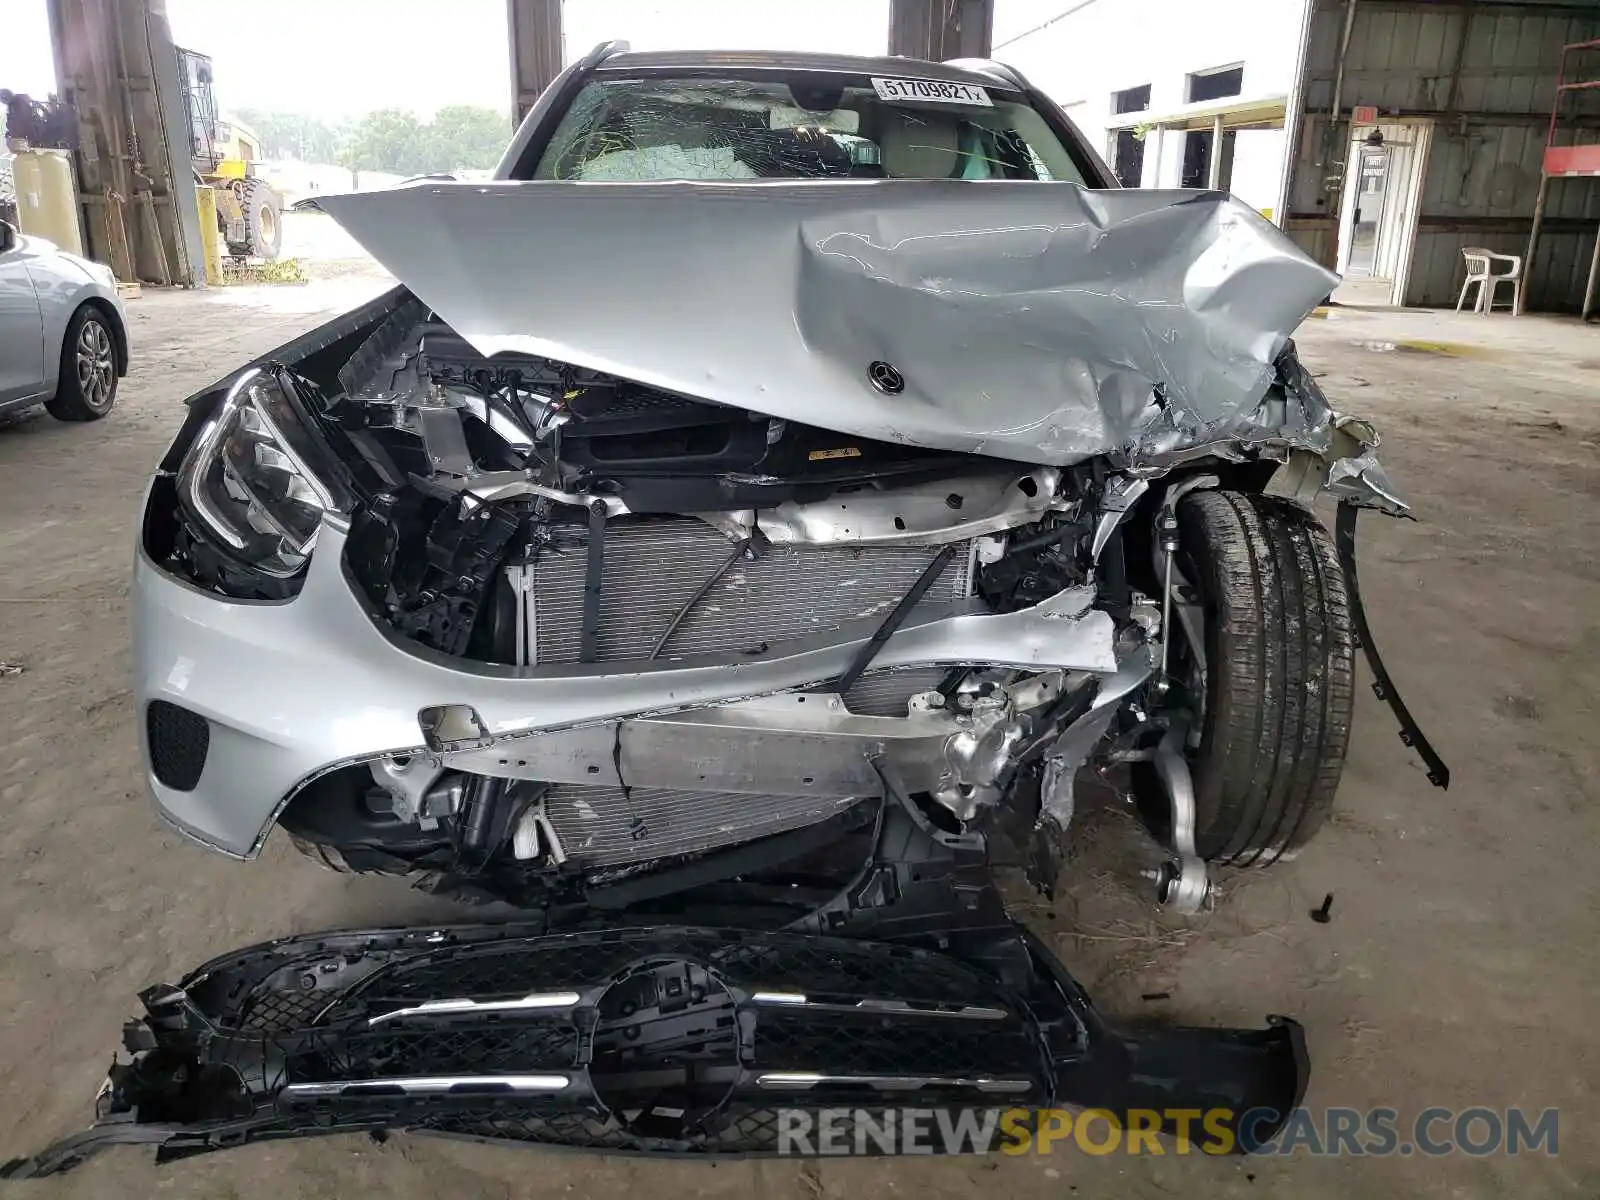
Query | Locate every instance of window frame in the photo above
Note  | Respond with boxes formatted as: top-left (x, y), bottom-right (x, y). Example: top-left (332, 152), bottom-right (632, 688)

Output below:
top-left (1185, 63), bottom-right (1245, 104)
top-left (508, 64), bottom-right (1113, 189)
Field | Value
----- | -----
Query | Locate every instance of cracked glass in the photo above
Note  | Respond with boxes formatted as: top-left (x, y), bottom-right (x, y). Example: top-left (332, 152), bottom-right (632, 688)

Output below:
top-left (533, 76), bottom-right (1089, 185)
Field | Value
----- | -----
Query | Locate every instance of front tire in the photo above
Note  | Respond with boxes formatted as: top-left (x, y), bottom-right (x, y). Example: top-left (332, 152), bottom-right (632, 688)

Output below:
top-left (45, 305), bottom-right (118, 421)
top-left (233, 178), bottom-right (283, 261)
top-left (1175, 490), bottom-right (1355, 866)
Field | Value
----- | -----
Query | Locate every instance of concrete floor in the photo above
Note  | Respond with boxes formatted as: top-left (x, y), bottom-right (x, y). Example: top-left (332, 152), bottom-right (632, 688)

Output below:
top-left (0, 273), bottom-right (1595, 1198)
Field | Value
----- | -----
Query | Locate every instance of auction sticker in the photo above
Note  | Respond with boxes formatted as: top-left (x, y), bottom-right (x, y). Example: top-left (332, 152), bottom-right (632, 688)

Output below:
top-left (872, 77), bottom-right (993, 106)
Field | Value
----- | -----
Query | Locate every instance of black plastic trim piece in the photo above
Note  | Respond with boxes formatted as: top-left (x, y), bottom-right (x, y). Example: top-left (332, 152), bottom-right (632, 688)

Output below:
top-left (0, 914), bottom-right (1308, 1175)
top-left (832, 545), bottom-right (955, 695)
top-left (1334, 502), bottom-right (1450, 788)
top-left (145, 701), bottom-right (209, 792)
top-left (578, 501), bottom-right (608, 664)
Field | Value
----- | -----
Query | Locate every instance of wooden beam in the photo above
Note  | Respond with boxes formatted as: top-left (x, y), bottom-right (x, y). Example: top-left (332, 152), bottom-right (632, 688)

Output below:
top-left (506, 0), bottom-right (562, 126)
top-left (888, 0), bottom-right (994, 60)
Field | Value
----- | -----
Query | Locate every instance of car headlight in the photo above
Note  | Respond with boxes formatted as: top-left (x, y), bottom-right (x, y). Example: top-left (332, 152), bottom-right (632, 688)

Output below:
top-left (177, 366), bottom-right (353, 578)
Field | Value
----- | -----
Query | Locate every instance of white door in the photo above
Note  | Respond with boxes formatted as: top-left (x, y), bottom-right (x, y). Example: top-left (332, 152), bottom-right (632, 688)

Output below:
top-left (1334, 121), bottom-right (1434, 305)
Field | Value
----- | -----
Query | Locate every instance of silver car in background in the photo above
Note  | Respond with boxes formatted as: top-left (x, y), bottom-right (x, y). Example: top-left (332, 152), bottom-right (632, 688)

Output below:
top-left (0, 218), bottom-right (127, 422)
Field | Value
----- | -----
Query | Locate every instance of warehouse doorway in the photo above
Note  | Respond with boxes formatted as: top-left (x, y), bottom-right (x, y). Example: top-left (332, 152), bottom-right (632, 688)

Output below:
top-left (1335, 120), bottom-right (1433, 306)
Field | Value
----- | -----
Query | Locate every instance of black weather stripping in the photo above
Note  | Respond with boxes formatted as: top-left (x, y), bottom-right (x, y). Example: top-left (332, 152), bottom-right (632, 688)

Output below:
top-left (833, 545), bottom-right (955, 696)
top-left (1334, 502), bottom-right (1449, 788)
top-left (649, 529), bottom-right (768, 659)
top-left (578, 500), bottom-right (608, 664)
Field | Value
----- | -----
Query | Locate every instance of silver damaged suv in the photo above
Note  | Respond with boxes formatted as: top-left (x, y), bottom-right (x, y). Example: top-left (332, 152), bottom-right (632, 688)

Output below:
top-left (132, 45), bottom-right (1442, 914)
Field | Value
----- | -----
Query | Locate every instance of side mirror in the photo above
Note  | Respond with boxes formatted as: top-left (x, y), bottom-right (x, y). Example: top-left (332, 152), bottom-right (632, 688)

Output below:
top-left (0, 220), bottom-right (16, 253)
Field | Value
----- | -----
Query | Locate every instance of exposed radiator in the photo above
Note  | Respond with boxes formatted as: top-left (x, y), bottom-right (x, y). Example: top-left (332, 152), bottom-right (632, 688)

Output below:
top-left (529, 516), bottom-right (970, 717)
top-left (519, 518), bottom-right (971, 866)
top-left (542, 783), bottom-right (860, 867)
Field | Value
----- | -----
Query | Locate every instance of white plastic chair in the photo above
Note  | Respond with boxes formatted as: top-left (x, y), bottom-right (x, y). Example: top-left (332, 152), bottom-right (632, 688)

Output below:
top-left (1457, 247), bottom-right (1522, 315)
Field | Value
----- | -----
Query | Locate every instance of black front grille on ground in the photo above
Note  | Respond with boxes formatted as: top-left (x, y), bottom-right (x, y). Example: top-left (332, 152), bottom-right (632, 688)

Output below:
top-left (1, 922), bottom-right (1313, 1175)
top-left (145, 700), bottom-right (209, 791)
top-left (222, 927), bottom-right (1050, 1110)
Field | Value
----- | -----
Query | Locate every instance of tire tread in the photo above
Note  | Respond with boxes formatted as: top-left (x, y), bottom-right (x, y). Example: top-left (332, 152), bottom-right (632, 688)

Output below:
top-left (1177, 490), bottom-right (1354, 865)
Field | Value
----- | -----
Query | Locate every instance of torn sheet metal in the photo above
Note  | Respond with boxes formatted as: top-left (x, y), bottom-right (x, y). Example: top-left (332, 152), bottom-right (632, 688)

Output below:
top-left (1127, 348), bottom-right (1409, 515)
top-left (309, 180), bottom-right (1338, 469)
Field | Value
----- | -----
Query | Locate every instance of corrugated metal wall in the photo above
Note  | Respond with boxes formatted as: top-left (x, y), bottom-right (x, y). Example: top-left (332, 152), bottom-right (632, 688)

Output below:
top-left (1284, 0), bottom-right (1600, 310)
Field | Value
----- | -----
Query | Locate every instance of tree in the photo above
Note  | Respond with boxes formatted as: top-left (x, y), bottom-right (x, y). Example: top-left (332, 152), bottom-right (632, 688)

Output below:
top-left (426, 105), bottom-right (514, 172)
top-left (333, 105), bottom-right (511, 175)
top-left (219, 105), bottom-right (512, 175)
top-left (232, 107), bottom-right (345, 162)
top-left (337, 108), bottom-right (429, 174)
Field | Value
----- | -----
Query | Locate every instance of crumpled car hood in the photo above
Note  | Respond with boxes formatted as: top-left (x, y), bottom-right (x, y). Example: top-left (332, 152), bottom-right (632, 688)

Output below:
top-left (311, 180), bottom-right (1338, 467)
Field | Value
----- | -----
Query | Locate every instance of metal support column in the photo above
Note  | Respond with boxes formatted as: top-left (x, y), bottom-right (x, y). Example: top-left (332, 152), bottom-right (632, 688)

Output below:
top-left (507, 0), bottom-right (563, 126)
top-left (1520, 37), bottom-right (1600, 317)
top-left (1582, 222), bottom-right (1600, 322)
top-left (1521, 174), bottom-right (1550, 316)
top-left (146, 0), bottom-right (204, 283)
top-left (1207, 114), bottom-right (1225, 189)
top-left (888, 0), bottom-right (994, 61)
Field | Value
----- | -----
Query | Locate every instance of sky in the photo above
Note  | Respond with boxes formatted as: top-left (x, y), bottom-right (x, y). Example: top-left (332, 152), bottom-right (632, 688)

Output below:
top-left (0, 1), bottom-right (56, 97)
top-left (1, 0), bottom-right (894, 120)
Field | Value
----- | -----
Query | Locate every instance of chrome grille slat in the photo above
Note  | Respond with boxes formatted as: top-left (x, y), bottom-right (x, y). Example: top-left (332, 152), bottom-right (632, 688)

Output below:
top-left (283, 1075), bottom-right (570, 1098)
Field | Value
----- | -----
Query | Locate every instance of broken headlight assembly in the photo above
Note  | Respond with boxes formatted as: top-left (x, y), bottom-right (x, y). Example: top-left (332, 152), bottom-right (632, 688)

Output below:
top-left (176, 366), bottom-right (355, 580)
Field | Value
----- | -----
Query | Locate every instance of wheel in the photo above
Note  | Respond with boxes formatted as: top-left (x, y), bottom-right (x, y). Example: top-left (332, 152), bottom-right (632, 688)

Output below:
top-left (1170, 489), bottom-right (1355, 866)
top-left (234, 178), bottom-right (283, 261)
top-left (45, 305), bottom-right (118, 421)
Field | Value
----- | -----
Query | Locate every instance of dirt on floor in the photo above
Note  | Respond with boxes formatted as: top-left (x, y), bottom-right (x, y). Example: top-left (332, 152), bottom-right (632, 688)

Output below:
top-left (0, 275), bottom-right (1595, 1199)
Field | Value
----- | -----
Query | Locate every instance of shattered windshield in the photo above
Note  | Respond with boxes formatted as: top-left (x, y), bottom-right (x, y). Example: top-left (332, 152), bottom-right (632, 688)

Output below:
top-left (533, 75), bottom-right (1087, 184)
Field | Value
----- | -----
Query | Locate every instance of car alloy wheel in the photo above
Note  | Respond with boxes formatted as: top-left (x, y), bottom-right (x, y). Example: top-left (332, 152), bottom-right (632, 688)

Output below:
top-left (77, 316), bottom-right (116, 412)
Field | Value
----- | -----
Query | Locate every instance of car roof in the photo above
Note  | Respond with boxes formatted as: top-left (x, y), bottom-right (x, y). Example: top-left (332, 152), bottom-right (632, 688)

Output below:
top-left (596, 48), bottom-right (1025, 91)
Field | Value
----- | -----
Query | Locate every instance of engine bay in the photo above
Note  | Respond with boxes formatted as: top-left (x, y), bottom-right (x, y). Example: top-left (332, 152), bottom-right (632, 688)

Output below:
top-left (164, 300), bottom-right (1148, 899)
top-left (219, 298), bottom-right (1094, 665)
top-left (330, 298), bottom-right (974, 509)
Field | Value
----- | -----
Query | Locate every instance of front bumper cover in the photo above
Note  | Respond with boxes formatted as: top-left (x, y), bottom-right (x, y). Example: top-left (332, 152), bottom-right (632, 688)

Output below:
top-left (135, 510), bottom-right (1119, 859)
top-left (1, 920), bottom-right (1307, 1175)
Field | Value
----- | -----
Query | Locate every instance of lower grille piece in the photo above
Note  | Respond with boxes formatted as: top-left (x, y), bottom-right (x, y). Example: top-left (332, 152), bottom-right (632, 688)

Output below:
top-left (146, 701), bottom-right (209, 791)
top-left (0, 917), bottom-right (1311, 1174)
